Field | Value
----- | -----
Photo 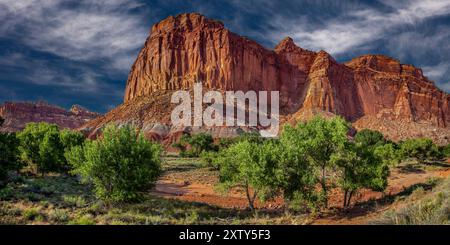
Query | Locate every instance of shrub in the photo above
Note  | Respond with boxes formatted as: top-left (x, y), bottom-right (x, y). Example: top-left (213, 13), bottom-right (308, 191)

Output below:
top-left (217, 132), bottom-right (264, 150)
top-left (400, 138), bottom-right (440, 164)
top-left (0, 132), bottom-right (21, 185)
top-left (199, 151), bottom-right (220, 170)
top-left (60, 129), bottom-right (85, 152)
top-left (68, 215), bottom-right (95, 225)
top-left (354, 129), bottom-right (385, 148)
top-left (62, 195), bottom-right (86, 207)
top-left (173, 133), bottom-right (217, 157)
top-left (374, 143), bottom-right (402, 166)
top-left (441, 144), bottom-right (450, 158)
top-left (17, 123), bottom-right (65, 174)
top-left (22, 208), bottom-right (41, 220)
top-left (17, 123), bottom-right (85, 174)
top-left (67, 124), bottom-right (162, 203)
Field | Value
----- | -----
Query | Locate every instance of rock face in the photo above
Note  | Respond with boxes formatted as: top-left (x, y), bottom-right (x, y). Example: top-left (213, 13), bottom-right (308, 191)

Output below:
top-left (84, 13), bottom-right (450, 144)
top-left (0, 101), bottom-right (100, 132)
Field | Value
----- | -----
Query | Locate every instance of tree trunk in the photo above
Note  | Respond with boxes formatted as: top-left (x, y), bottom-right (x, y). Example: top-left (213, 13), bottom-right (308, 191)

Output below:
top-left (346, 190), bottom-right (354, 207)
top-left (321, 166), bottom-right (328, 208)
top-left (343, 190), bottom-right (348, 207)
top-left (245, 185), bottom-right (255, 212)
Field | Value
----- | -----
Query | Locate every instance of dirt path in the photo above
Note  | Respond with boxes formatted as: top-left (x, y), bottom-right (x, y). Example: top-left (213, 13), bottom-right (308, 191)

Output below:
top-left (152, 164), bottom-right (450, 224)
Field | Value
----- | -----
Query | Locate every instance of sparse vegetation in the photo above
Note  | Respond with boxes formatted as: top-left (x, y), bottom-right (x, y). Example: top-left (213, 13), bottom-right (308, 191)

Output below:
top-left (374, 176), bottom-right (450, 225)
top-left (1, 116), bottom-right (449, 225)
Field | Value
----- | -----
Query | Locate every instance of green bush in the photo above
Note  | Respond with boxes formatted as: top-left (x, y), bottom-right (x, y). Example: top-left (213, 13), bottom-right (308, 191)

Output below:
top-left (374, 143), bottom-right (401, 166)
top-left (199, 151), bottom-right (220, 170)
top-left (172, 133), bottom-right (217, 157)
top-left (16, 123), bottom-right (85, 174)
top-left (441, 144), bottom-right (450, 158)
top-left (66, 124), bottom-right (162, 203)
top-left (354, 129), bottom-right (385, 148)
top-left (60, 129), bottom-right (85, 152)
top-left (217, 132), bottom-right (264, 150)
top-left (0, 132), bottom-right (21, 185)
top-left (400, 138), bottom-right (440, 163)
top-left (17, 123), bottom-right (65, 174)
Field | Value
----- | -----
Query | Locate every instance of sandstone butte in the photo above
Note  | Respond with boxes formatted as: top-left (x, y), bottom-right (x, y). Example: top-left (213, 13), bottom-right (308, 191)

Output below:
top-left (0, 101), bottom-right (100, 132)
top-left (81, 13), bottom-right (450, 146)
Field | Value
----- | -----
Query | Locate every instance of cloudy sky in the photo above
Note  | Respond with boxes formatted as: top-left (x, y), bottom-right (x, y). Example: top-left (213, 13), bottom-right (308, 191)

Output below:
top-left (0, 0), bottom-right (449, 113)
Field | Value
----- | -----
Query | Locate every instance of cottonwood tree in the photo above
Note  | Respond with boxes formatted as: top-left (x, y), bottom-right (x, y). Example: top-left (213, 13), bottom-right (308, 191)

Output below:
top-left (332, 142), bottom-right (389, 207)
top-left (283, 116), bottom-right (350, 208)
top-left (277, 125), bottom-right (320, 211)
top-left (216, 140), bottom-right (279, 211)
top-left (400, 138), bottom-right (440, 164)
top-left (354, 129), bottom-right (386, 148)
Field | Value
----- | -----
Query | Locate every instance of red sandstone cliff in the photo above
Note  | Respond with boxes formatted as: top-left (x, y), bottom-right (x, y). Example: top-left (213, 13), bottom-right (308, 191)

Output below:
top-left (83, 13), bottom-right (450, 144)
top-left (0, 101), bottom-right (100, 132)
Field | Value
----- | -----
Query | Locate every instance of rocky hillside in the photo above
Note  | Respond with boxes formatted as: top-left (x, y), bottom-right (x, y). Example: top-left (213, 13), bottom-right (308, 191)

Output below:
top-left (82, 13), bottom-right (450, 144)
top-left (0, 101), bottom-right (100, 132)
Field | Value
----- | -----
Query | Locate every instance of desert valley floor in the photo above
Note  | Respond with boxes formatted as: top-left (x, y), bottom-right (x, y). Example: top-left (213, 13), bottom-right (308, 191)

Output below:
top-left (1, 155), bottom-right (449, 225)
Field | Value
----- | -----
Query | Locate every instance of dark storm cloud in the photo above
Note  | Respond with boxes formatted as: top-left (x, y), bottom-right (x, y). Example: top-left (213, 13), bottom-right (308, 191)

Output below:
top-left (0, 0), bottom-right (449, 112)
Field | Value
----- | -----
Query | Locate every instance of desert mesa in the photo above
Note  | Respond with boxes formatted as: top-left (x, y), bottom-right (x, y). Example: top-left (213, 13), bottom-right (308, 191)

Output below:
top-left (73, 13), bottom-right (449, 145)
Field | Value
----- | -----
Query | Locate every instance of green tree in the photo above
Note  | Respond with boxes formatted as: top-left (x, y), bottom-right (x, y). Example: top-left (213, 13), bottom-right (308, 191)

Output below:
top-left (188, 133), bottom-right (217, 156)
top-left (0, 132), bottom-right (21, 185)
top-left (199, 151), bottom-right (220, 170)
top-left (354, 129), bottom-right (385, 148)
top-left (277, 126), bottom-right (320, 211)
top-left (400, 138), bottom-right (440, 164)
top-left (374, 143), bottom-right (401, 166)
top-left (17, 123), bottom-right (65, 174)
top-left (215, 140), bottom-right (279, 211)
top-left (332, 142), bottom-right (389, 207)
top-left (285, 116), bottom-right (350, 208)
top-left (0, 116), bottom-right (4, 127)
top-left (60, 129), bottom-right (85, 152)
top-left (173, 133), bottom-right (217, 157)
top-left (66, 124), bottom-right (162, 203)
